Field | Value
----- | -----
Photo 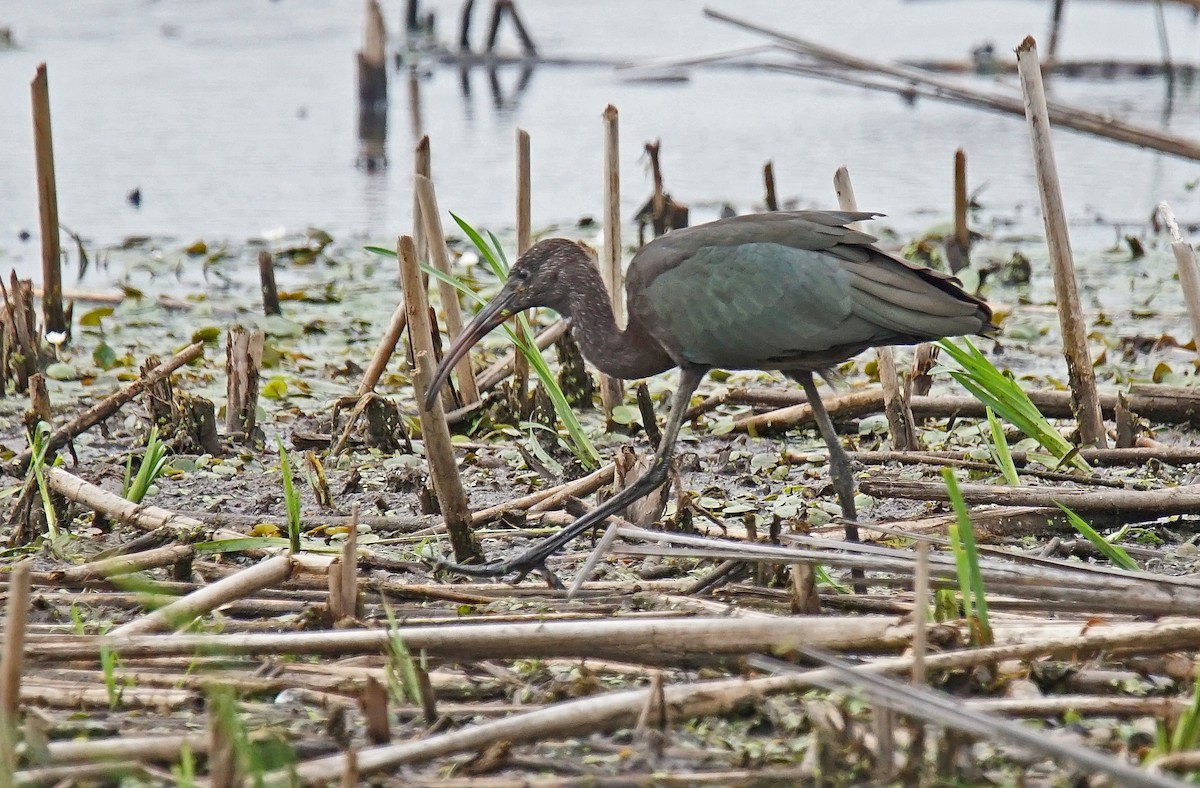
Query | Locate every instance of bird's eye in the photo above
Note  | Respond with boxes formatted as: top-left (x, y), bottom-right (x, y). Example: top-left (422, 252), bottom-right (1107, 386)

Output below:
top-left (515, 269), bottom-right (530, 281)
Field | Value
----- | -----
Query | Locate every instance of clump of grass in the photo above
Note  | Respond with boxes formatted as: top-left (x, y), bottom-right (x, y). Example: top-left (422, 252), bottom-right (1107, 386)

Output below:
top-left (122, 426), bottom-right (169, 504)
top-left (1054, 502), bottom-right (1139, 571)
top-left (384, 604), bottom-right (424, 708)
top-left (943, 467), bottom-right (992, 646)
top-left (985, 406), bottom-right (1020, 485)
top-left (938, 337), bottom-right (1090, 474)
top-left (1148, 658), bottom-right (1200, 768)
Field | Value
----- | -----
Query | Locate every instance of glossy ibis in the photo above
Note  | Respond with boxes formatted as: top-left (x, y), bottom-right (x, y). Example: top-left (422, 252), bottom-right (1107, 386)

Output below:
top-left (426, 210), bottom-right (995, 578)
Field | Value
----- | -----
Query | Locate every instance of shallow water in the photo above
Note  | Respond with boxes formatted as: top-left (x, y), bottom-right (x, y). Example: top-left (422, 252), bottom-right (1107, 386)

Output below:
top-left (1, 0), bottom-right (1200, 271)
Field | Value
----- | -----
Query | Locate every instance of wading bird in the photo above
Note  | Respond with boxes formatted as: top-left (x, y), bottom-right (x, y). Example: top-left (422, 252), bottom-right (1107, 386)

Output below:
top-left (426, 211), bottom-right (995, 578)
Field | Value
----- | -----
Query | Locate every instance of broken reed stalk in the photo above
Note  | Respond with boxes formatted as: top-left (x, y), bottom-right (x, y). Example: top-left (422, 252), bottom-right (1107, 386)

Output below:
top-left (763, 159), bottom-right (778, 211)
top-left (945, 148), bottom-right (971, 274)
top-left (513, 128), bottom-right (532, 397)
top-left (257, 250), bottom-right (281, 316)
top-left (733, 384), bottom-right (1200, 434)
top-left (858, 477), bottom-right (1200, 514)
top-left (8, 341), bottom-right (204, 474)
top-left (357, 303), bottom-right (408, 397)
top-left (413, 136), bottom-right (431, 268)
top-left (28, 372), bottom-right (50, 424)
top-left (0, 560), bottom-right (31, 785)
top-left (1156, 202), bottom-right (1200, 358)
top-left (397, 234), bottom-right (480, 564)
top-left (31, 63), bottom-right (65, 337)
top-left (911, 541), bottom-right (929, 688)
top-left (600, 104), bottom-right (625, 419)
top-left (111, 554), bottom-right (294, 636)
top-left (52, 543), bottom-right (194, 584)
top-left (833, 165), bottom-right (917, 451)
top-left (954, 148), bottom-right (969, 253)
top-left (224, 325), bottom-right (264, 440)
top-left (1016, 36), bottom-right (1106, 449)
top-left (45, 467), bottom-right (241, 541)
top-left (415, 174), bottom-right (480, 406)
top-left (329, 504), bottom-right (361, 622)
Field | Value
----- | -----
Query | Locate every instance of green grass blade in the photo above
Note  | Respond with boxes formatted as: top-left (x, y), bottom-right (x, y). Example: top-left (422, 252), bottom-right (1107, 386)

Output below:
top-left (943, 467), bottom-right (992, 646)
top-left (986, 406), bottom-right (1020, 485)
top-left (1053, 502), bottom-right (1140, 571)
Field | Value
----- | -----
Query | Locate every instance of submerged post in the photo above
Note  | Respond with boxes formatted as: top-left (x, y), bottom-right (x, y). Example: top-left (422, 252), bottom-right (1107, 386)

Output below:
top-left (31, 63), bottom-right (65, 337)
top-left (1016, 36), bottom-right (1106, 448)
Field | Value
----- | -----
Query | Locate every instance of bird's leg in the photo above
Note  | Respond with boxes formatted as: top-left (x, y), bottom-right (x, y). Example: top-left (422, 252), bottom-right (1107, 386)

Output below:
top-left (795, 371), bottom-right (860, 544)
top-left (438, 366), bottom-right (709, 579)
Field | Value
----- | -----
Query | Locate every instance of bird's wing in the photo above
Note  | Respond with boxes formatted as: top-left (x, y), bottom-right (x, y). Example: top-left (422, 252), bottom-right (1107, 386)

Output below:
top-left (632, 220), bottom-right (989, 370)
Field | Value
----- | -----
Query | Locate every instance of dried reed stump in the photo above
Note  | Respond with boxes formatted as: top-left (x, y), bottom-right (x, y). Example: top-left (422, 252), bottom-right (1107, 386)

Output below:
top-left (225, 326), bottom-right (264, 443)
top-left (141, 355), bottom-right (219, 454)
top-left (1, 274), bottom-right (48, 393)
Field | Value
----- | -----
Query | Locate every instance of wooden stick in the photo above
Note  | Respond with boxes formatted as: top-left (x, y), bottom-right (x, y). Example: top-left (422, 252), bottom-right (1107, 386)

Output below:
top-left (9, 341), bottom-right (204, 474)
top-left (513, 128), bottom-right (532, 398)
top-left (111, 554), bottom-right (294, 636)
top-left (600, 105), bottom-right (625, 419)
top-left (734, 386), bottom-right (1200, 434)
top-left (1157, 202), bottom-right (1200, 357)
top-left (859, 477), bottom-right (1200, 514)
top-left (45, 467), bottom-right (242, 541)
top-left (1016, 37), bottom-right (1106, 449)
top-left (911, 541), bottom-right (929, 688)
top-left (398, 235), bottom-right (480, 564)
top-left (705, 9), bottom-right (1200, 162)
top-left (357, 303), bottom-right (408, 398)
top-left (258, 250), bottom-right (281, 316)
top-left (31, 63), bottom-right (65, 337)
top-left (834, 166), bottom-right (917, 452)
top-left (51, 543), bottom-right (194, 584)
top-left (0, 560), bottom-right (31, 786)
top-left (415, 175), bottom-right (480, 406)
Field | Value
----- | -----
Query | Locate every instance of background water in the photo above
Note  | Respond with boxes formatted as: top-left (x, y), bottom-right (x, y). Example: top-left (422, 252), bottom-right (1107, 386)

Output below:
top-left (2, 0), bottom-right (1200, 267)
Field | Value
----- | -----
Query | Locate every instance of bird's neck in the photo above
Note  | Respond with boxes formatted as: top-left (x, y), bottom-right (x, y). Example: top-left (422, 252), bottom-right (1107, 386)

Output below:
top-left (561, 263), bottom-right (675, 381)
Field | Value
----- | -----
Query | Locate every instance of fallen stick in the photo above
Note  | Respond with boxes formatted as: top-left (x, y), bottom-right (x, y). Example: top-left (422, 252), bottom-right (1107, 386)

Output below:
top-left (8, 341), bottom-right (204, 475)
top-left (110, 554), bottom-right (295, 636)
top-left (735, 387), bottom-right (1200, 433)
top-left (848, 447), bottom-right (1200, 467)
top-left (269, 616), bottom-right (1200, 785)
top-left (50, 543), bottom-right (194, 583)
top-left (859, 478), bottom-right (1200, 514)
top-left (45, 467), bottom-right (242, 541)
top-left (704, 8), bottom-right (1200, 162)
top-left (27, 615), bottom-right (912, 664)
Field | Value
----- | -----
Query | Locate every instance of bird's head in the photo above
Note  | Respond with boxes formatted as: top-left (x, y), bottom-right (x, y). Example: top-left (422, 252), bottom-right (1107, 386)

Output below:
top-left (424, 238), bottom-right (588, 410)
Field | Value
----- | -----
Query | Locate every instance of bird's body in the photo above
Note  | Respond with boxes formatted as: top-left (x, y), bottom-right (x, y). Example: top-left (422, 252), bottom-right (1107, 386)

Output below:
top-left (426, 210), bottom-right (994, 579)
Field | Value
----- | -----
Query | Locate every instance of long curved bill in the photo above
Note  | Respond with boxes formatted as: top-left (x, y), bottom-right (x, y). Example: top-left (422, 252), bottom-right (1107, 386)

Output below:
top-left (423, 289), bottom-right (516, 411)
